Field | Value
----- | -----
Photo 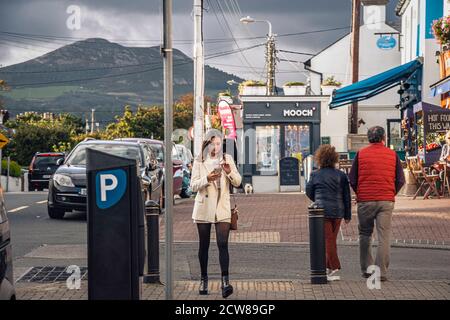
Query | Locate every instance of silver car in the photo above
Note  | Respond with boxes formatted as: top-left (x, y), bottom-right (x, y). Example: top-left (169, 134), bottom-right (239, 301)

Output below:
top-left (0, 187), bottom-right (15, 300)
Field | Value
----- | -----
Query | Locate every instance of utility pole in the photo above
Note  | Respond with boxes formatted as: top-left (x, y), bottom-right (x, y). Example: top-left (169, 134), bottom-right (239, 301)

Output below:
top-left (193, 0), bottom-right (205, 157)
top-left (266, 33), bottom-right (276, 95)
top-left (90, 108), bottom-right (95, 134)
top-left (350, 0), bottom-right (361, 134)
top-left (162, 0), bottom-right (174, 301)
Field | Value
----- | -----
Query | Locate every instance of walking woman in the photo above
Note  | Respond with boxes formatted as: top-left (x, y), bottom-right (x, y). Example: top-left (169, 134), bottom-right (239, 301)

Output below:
top-left (306, 144), bottom-right (352, 281)
top-left (190, 130), bottom-right (242, 298)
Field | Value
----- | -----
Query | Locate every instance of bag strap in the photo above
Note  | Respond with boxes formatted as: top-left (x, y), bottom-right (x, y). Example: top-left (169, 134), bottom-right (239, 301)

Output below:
top-left (223, 153), bottom-right (237, 209)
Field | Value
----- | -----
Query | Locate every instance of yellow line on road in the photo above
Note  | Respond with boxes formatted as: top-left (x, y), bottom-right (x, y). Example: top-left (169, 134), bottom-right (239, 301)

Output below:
top-left (8, 206), bottom-right (29, 213)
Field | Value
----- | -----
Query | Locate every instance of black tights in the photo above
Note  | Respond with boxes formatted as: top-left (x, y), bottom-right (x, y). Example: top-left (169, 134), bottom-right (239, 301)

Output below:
top-left (197, 222), bottom-right (231, 277)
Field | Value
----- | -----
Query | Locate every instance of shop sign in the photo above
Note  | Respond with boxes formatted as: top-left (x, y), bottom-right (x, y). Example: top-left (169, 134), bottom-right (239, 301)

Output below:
top-left (283, 109), bottom-right (314, 117)
top-left (377, 36), bottom-right (396, 50)
top-left (423, 111), bottom-right (450, 133)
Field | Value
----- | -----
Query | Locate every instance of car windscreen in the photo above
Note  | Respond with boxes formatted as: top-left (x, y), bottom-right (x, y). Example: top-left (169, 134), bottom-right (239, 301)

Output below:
top-left (34, 156), bottom-right (64, 168)
top-left (150, 144), bottom-right (164, 162)
top-left (67, 144), bottom-right (143, 167)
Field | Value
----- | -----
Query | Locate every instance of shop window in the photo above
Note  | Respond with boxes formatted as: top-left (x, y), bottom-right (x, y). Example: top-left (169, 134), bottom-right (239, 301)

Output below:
top-left (284, 124), bottom-right (311, 163)
top-left (387, 120), bottom-right (402, 151)
top-left (255, 125), bottom-right (280, 174)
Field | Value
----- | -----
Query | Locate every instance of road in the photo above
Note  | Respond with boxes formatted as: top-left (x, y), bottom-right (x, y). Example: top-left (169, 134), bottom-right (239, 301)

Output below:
top-left (5, 192), bottom-right (450, 283)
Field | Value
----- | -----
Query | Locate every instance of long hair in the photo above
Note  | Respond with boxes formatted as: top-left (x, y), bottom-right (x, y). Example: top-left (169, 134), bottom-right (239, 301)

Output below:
top-left (200, 130), bottom-right (224, 162)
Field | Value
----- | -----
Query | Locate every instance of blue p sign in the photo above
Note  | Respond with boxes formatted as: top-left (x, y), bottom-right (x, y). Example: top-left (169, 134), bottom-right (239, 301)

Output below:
top-left (95, 169), bottom-right (127, 209)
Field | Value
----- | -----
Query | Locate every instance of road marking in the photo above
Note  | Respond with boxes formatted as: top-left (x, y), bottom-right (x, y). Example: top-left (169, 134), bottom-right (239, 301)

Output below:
top-left (8, 205), bottom-right (29, 213)
top-left (36, 200), bottom-right (48, 204)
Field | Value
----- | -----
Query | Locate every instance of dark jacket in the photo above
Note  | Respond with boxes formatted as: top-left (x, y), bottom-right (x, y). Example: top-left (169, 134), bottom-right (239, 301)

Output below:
top-left (306, 167), bottom-right (352, 220)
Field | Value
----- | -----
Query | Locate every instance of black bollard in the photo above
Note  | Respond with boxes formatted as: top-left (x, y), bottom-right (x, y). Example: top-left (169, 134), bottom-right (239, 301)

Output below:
top-left (143, 200), bottom-right (161, 284)
top-left (308, 202), bottom-right (327, 284)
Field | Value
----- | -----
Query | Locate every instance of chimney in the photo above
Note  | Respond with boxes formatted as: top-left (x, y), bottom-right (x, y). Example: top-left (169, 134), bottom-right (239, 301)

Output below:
top-left (362, 0), bottom-right (389, 25)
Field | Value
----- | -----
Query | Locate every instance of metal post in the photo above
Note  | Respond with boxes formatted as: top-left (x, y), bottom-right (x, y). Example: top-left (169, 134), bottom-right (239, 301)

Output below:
top-left (6, 156), bottom-right (10, 192)
top-left (266, 35), bottom-right (276, 96)
top-left (90, 109), bottom-right (95, 134)
top-left (308, 202), bottom-right (327, 284)
top-left (350, 0), bottom-right (361, 134)
top-left (162, 0), bottom-right (174, 300)
top-left (143, 200), bottom-right (161, 284)
top-left (193, 0), bottom-right (205, 157)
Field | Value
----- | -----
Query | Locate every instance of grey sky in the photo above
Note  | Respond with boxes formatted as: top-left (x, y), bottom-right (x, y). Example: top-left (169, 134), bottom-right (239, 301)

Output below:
top-left (0, 0), bottom-right (400, 84)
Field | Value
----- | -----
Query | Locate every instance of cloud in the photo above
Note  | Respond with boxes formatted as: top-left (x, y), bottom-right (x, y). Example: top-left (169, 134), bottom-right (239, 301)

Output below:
top-left (0, 0), bottom-right (400, 84)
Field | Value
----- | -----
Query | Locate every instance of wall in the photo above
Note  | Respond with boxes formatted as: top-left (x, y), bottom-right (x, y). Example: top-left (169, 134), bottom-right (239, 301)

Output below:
top-left (309, 4), bottom-right (402, 137)
top-left (1, 176), bottom-right (23, 192)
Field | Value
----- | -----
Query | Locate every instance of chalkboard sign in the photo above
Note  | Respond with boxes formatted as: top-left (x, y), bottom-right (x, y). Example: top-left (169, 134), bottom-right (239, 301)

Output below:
top-left (424, 111), bottom-right (450, 133)
top-left (279, 157), bottom-right (300, 186)
top-left (321, 136), bottom-right (331, 145)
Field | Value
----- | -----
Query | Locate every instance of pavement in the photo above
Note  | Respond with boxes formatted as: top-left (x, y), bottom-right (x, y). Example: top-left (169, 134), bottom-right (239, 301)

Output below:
top-left (4, 191), bottom-right (450, 300)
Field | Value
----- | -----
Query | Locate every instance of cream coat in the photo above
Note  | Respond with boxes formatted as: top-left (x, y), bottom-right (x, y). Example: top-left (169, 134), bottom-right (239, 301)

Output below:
top-left (190, 153), bottom-right (242, 223)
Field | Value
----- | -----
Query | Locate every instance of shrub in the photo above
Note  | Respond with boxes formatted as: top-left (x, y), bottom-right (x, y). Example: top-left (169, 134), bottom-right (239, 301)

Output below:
top-left (284, 81), bottom-right (306, 86)
top-left (322, 76), bottom-right (342, 86)
top-left (1, 159), bottom-right (22, 177)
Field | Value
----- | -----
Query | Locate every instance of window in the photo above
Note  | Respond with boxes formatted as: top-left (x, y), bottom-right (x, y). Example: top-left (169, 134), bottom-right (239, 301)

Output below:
top-left (284, 124), bottom-right (311, 163)
top-left (255, 125), bottom-right (280, 174)
top-left (387, 120), bottom-right (402, 151)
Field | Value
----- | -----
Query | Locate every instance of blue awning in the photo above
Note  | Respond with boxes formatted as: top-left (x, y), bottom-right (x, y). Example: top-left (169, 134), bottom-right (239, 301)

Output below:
top-left (430, 75), bottom-right (450, 97)
top-left (329, 58), bottom-right (423, 108)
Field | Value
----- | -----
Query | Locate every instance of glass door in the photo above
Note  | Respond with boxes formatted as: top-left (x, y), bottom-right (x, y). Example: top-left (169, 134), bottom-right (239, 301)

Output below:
top-left (283, 124), bottom-right (311, 164)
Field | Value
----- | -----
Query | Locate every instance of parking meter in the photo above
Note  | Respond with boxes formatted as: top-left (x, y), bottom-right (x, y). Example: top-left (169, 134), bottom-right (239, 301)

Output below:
top-left (87, 149), bottom-right (145, 300)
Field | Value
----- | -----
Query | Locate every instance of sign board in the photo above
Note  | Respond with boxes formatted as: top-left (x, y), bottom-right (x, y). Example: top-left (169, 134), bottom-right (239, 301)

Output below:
top-left (244, 101), bottom-right (320, 123)
top-left (321, 136), bottom-right (331, 145)
top-left (0, 132), bottom-right (9, 149)
top-left (279, 157), bottom-right (300, 186)
top-left (423, 111), bottom-right (450, 133)
top-left (377, 36), bottom-right (396, 50)
top-left (218, 99), bottom-right (237, 139)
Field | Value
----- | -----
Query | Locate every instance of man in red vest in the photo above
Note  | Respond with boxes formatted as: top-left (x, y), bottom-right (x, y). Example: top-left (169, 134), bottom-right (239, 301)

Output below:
top-left (349, 126), bottom-right (405, 282)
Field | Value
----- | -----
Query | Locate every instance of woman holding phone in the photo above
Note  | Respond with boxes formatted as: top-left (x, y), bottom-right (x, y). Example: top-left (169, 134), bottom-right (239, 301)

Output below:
top-left (190, 130), bottom-right (242, 298)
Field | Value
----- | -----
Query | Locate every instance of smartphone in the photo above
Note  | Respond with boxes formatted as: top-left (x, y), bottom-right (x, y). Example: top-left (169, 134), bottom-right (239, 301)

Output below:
top-left (213, 167), bottom-right (222, 174)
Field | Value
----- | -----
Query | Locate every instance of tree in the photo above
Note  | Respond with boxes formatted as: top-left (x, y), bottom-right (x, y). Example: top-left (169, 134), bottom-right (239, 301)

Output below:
top-left (4, 112), bottom-right (84, 165)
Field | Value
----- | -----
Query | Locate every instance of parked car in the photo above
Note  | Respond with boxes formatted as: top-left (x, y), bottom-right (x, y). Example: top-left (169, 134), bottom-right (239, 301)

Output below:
top-left (0, 187), bottom-right (15, 300)
top-left (47, 140), bottom-right (162, 219)
top-left (28, 152), bottom-right (65, 191)
top-left (115, 138), bottom-right (184, 200)
top-left (173, 144), bottom-right (193, 198)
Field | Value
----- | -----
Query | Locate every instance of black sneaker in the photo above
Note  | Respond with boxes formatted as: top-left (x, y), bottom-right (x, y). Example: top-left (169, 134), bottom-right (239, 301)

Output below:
top-left (362, 272), bottom-right (371, 278)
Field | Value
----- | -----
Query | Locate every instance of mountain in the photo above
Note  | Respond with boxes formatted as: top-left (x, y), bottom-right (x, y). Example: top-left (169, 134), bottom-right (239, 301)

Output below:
top-left (0, 38), bottom-right (243, 123)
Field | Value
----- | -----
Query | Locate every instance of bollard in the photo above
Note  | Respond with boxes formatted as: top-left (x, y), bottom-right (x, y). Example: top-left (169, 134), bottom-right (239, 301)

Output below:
top-left (143, 200), bottom-right (161, 284)
top-left (308, 202), bottom-right (327, 284)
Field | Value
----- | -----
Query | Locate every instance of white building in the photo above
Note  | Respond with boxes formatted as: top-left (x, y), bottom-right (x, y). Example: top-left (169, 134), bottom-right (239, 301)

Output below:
top-left (306, 0), bottom-right (402, 151)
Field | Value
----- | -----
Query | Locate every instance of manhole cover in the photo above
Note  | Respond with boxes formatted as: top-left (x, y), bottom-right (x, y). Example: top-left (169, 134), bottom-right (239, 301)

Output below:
top-left (18, 266), bottom-right (88, 283)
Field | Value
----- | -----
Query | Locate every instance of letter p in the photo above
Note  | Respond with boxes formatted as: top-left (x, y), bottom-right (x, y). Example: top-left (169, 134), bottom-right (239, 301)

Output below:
top-left (100, 174), bottom-right (118, 202)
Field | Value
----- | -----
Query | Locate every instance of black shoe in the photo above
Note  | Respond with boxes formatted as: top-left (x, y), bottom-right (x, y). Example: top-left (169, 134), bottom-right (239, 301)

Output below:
top-left (199, 276), bottom-right (208, 295)
top-left (362, 272), bottom-right (371, 278)
top-left (221, 276), bottom-right (234, 298)
top-left (380, 276), bottom-right (388, 282)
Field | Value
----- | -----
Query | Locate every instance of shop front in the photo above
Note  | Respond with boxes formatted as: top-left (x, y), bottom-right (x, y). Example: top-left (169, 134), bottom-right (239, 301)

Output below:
top-left (240, 98), bottom-right (321, 193)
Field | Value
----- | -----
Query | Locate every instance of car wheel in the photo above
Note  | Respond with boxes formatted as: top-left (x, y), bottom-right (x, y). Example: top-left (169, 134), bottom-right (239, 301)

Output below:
top-left (48, 206), bottom-right (65, 219)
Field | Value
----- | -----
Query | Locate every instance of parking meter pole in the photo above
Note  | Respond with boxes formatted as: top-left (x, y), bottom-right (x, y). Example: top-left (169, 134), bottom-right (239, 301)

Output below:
top-left (308, 203), bottom-right (327, 284)
top-left (143, 200), bottom-right (161, 284)
top-left (87, 149), bottom-right (144, 300)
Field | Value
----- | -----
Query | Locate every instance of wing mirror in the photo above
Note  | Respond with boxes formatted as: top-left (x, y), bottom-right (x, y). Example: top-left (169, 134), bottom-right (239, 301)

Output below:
top-left (56, 158), bottom-right (65, 166)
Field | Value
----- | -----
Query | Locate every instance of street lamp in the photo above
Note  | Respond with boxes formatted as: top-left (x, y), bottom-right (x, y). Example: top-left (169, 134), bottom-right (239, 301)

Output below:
top-left (240, 16), bottom-right (276, 95)
top-left (239, 16), bottom-right (272, 38)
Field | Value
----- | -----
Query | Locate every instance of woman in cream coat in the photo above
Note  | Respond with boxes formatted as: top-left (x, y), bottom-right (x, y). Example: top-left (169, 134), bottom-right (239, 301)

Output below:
top-left (190, 131), bottom-right (241, 298)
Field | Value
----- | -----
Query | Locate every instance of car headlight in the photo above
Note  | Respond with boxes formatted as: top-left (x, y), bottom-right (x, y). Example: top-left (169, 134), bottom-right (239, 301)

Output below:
top-left (53, 174), bottom-right (75, 187)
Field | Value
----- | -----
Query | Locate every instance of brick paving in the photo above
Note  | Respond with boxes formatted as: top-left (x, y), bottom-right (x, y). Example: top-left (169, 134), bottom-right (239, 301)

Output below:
top-left (15, 279), bottom-right (450, 300)
top-left (163, 194), bottom-right (450, 247)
